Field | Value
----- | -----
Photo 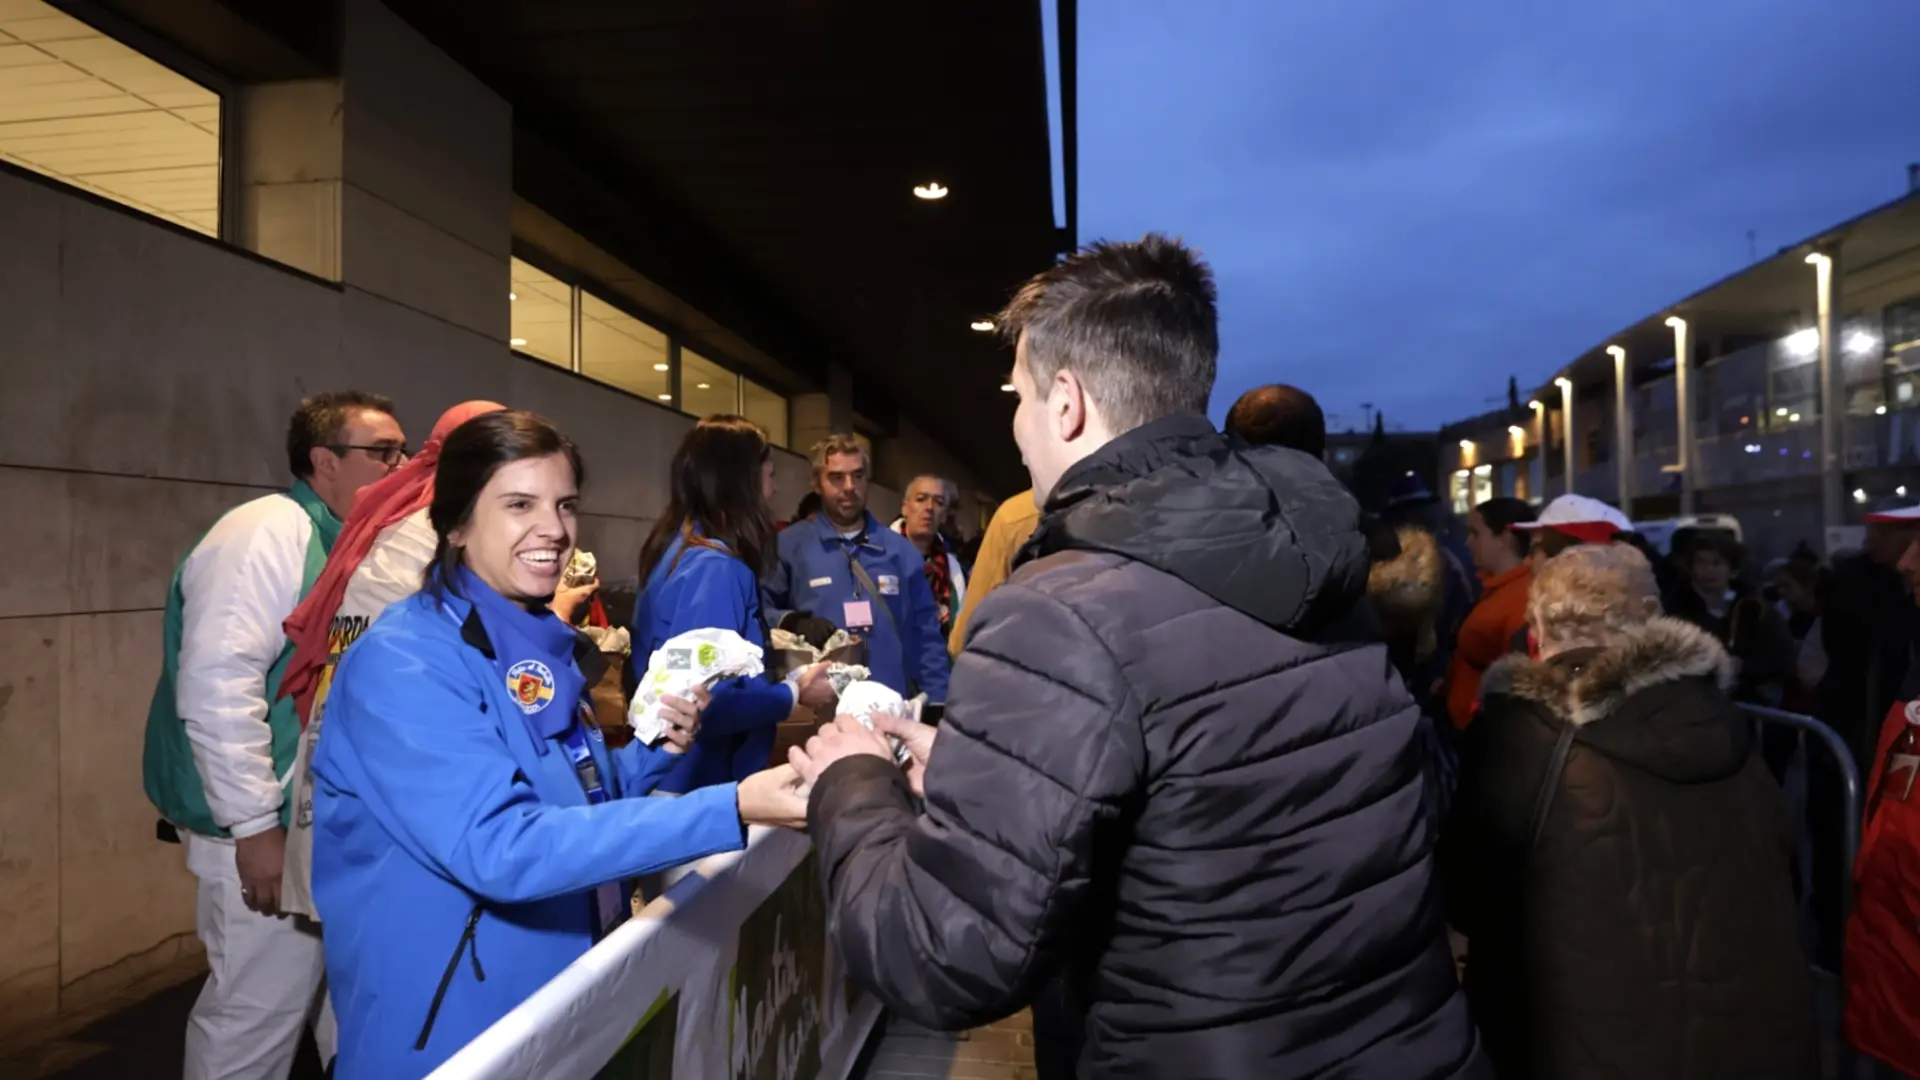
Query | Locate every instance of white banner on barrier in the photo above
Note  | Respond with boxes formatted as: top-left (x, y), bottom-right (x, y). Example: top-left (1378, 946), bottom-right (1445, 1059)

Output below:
top-left (428, 827), bottom-right (881, 1080)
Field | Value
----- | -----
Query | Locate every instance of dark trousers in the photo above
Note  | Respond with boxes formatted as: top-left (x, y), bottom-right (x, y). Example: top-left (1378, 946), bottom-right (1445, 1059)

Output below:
top-left (1031, 975), bottom-right (1083, 1080)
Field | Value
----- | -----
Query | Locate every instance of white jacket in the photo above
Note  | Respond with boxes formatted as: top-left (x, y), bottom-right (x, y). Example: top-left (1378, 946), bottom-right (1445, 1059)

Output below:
top-left (174, 492), bottom-right (317, 839)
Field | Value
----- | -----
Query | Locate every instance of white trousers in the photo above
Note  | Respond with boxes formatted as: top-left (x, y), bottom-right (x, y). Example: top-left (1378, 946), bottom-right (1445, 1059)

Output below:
top-left (183, 833), bottom-right (334, 1080)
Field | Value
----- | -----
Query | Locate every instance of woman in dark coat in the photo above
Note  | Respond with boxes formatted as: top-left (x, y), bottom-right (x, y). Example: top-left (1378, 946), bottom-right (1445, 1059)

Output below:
top-left (1443, 543), bottom-right (1818, 1079)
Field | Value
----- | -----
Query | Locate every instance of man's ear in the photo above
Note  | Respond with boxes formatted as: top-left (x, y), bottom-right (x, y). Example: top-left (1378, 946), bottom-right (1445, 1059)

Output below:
top-left (1051, 368), bottom-right (1089, 443)
top-left (308, 445), bottom-right (335, 484)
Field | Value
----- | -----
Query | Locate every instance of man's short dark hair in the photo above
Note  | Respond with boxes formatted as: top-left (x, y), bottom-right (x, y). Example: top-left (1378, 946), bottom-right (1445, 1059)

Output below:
top-left (1224, 385), bottom-right (1326, 457)
top-left (997, 233), bottom-right (1218, 432)
top-left (287, 390), bottom-right (396, 479)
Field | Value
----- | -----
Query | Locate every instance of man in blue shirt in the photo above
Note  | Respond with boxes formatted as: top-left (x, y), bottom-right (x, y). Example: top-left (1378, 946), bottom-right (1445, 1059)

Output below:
top-left (767, 434), bottom-right (951, 704)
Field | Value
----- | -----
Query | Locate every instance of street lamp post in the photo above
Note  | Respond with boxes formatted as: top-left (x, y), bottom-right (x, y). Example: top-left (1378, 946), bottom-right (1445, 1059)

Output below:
top-left (1665, 316), bottom-right (1694, 515)
top-left (1807, 250), bottom-right (1844, 536)
top-left (1608, 345), bottom-right (1632, 515)
top-left (1556, 376), bottom-right (1576, 496)
top-left (1529, 398), bottom-right (1547, 502)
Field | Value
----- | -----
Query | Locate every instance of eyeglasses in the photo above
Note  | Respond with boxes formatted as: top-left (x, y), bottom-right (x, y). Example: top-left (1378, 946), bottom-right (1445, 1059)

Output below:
top-left (328, 443), bottom-right (410, 467)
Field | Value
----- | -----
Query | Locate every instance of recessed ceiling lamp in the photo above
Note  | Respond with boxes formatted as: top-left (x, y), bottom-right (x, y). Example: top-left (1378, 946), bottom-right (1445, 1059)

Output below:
top-left (1000, 383), bottom-right (1016, 393)
top-left (696, 382), bottom-right (711, 390)
top-left (913, 182), bottom-right (950, 200)
top-left (970, 319), bottom-right (995, 332)
top-left (657, 394), bottom-right (671, 401)
top-left (510, 338), bottom-right (527, 347)
top-left (509, 291), bottom-right (517, 301)
top-left (653, 363), bottom-right (669, 372)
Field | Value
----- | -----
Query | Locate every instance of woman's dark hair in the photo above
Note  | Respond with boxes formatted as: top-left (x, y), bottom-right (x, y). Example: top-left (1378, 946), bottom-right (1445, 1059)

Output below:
top-left (1474, 496), bottom-right (1537, 557)
top-left (425, 410), bottom-right (585, 594)
top-left (638, 415), bottom-right (776, 582)
top-left (794, 491), bottom-right (822, 522)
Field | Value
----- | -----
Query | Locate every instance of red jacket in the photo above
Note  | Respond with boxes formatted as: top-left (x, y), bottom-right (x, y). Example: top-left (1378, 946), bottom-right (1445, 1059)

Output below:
top-left (1844, 691), bottom-right (1920, 1075)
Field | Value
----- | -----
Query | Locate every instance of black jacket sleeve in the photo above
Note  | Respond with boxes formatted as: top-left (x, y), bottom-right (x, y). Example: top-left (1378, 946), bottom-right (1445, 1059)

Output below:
top-left (805, 580), bottom-right (1144, 1030)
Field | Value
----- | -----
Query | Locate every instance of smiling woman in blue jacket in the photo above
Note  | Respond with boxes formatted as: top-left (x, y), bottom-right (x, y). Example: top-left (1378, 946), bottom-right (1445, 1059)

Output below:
top-left (310, 410), bottom-right (806, 1079)
top-left (631, 415), bottom-right (839, 792)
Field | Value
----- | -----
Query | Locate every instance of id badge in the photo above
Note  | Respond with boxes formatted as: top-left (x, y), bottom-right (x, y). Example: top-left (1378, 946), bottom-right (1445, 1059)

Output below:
top-left (843, 600), bottom-right (874, 629)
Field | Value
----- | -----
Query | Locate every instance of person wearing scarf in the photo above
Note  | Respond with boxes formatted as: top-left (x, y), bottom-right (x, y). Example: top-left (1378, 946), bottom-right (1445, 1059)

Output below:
top-left (275, 400), bottom-right (505, 922)
top-left (307, 409), bottom-right (805, 1079)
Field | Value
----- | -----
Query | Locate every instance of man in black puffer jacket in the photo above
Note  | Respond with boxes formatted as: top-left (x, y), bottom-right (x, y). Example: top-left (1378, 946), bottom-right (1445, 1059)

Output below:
top-left (788, 235), bottom-right (1486, 1079)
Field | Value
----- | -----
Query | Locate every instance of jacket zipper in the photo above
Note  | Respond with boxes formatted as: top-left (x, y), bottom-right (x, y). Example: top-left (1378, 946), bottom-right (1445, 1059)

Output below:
top-left (415, 904), bottom-right (486, 1051)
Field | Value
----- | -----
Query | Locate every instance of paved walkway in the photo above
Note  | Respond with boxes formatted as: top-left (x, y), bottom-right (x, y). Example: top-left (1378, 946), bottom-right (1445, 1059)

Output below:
top-left (856, 1011), bottom-right (1037, 1080)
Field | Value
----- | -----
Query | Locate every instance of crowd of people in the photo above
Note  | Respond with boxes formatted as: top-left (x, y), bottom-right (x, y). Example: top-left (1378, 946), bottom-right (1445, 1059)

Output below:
top-left (138, 232), bottom-right (1920, 1080)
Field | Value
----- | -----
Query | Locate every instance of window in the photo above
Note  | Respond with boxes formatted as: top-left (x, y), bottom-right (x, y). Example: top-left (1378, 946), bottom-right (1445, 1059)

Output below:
top-left (1471, 464), bottom-right (1493, 507)
top-left (0, 1), bottom-right (221, 235)
top-left (580, 292), bottom-right (670, 403)
top-left (679, 348), bottom-right (739, 421)
top-left (1450, 470), bottom-right (1471, 515)
top-left (509, 258), bottom-right (572, 369)
top-left (743, 378), bottom-right (788, 449)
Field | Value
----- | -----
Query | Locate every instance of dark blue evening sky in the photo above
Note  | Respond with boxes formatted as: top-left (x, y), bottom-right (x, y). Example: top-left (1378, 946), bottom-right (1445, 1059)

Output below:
top-left (1077, 0), bottom-right (1920, 435)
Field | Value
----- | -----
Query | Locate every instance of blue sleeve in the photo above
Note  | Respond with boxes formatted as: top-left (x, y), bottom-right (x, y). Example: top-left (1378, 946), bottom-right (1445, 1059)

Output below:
top-left (611, 738), bottom-right (678, 796)
top-left (649, 554), bottom-right (794, 739)
top-left (326, 631), bottom-right (746, 904)
top-left (901, 560), bottom-right (952, 702)
top-left (763, 531), bottom-right (797, 627)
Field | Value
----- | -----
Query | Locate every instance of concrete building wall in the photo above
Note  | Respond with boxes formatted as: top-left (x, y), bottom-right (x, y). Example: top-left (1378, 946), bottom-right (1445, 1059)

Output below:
top-left (0, 0), bottom-right (844, 1039)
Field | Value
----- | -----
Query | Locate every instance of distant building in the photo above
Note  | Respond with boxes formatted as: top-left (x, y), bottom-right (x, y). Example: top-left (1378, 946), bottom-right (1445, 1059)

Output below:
top-left (1437, 188), bottom-right (1920, 559)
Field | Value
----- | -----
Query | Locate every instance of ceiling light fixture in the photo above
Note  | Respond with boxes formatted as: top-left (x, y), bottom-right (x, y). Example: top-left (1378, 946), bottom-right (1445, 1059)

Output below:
top-left (1000, 383), bottom-right (1016, 393)
top-left (657, 394), bottom-right (671, 402)
top-left (509, 292), bottom-right (517, 301)
top-left (970, 319), bottom-right (995, 332)
top-left (653, 363), bottom-right (669, 372)
top-left (696, 382), bottom-right (711, 390)
top-left (913, 182), bottom-right (950, 200)
top-left (510, 338), bottom-right (527, 347)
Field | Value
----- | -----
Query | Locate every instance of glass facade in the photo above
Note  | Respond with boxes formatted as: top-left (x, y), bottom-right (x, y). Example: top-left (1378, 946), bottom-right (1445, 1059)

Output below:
top-left (580, 291), bottom-right (670, 402)
top-left (679, 348), bottom-right (740, 421)
top-left (505, 241), bottom-right (790, 445)
top-left (509, 258), bottom-right (571, 368)
top-left (743, 377), bottom-right (789, 449)
top-left (0, 1), bottom-right (221, 235)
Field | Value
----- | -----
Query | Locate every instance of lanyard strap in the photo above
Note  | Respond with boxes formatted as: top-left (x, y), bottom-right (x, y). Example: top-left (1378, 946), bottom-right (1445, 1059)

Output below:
top-left (558, 707), bottom-right (610, 806)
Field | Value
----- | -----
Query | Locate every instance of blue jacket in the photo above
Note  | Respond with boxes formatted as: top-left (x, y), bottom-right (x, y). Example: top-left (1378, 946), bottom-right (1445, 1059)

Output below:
top-left (629, 534), bottom-right (794, 792)
top-left (310, 589), bottom-right (747, 1080)
top-left (766, 512), bottom-right (951, 701)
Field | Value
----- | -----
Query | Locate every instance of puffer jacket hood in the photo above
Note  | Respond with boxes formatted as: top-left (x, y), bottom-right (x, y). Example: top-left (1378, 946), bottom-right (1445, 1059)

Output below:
top-left (1023, 414), bottom-right (1371, 633)
top-left (1483, 616), bottom-right (1748, 785)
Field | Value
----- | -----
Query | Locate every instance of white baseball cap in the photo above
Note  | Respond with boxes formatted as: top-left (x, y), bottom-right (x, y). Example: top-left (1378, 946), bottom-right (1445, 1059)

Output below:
top-left (1864, 504), bottom-right (1920, 524)
top-left (1512, 494), bottom-right (1633, 545)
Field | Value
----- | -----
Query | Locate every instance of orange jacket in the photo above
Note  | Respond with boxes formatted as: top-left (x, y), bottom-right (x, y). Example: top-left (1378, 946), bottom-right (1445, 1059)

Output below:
top-left (1445, 564), bottom-right (1532, 729)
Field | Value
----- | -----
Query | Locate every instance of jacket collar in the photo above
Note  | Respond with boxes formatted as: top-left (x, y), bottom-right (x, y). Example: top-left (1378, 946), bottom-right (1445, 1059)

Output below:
top-left (1045, 413), bottom-right (1218, 509)
top-left (1479, 563), bottom-right (1531, 592)
top-left (442, 585), bottom-right (594, 667)
top-left (809, 510), bottom-right (883, 550)
top-left (1481, 616), bottom-right (1735, 727)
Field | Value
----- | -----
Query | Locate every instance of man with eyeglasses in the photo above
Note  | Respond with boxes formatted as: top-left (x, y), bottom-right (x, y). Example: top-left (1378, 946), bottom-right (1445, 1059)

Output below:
top-left (144, 390), bottom-right (404, 1079)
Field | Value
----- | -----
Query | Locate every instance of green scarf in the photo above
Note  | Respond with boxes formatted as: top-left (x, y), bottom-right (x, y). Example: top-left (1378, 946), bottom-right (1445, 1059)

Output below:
top-left (142, 482), bottom-right (341, 838)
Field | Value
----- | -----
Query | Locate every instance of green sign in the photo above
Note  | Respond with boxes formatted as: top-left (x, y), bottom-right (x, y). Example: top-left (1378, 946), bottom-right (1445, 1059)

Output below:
top-left (729, 853), bottom-right (828, 1080)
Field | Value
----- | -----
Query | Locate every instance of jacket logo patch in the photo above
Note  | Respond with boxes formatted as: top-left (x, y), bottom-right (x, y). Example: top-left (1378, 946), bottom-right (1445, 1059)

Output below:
top-left (507, 660), bottom-right (556, 714)
top-left (877, 575), bottom-right (900, 595)
top-left (809, 576), bottom-right (833, 588)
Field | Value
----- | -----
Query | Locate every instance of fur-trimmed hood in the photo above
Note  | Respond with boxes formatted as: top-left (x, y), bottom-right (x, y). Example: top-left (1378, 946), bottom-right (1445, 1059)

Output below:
top-left (1481, 616), bottom-right (1749, 784)
top-left (1367, 526), bottom-right (1442, 628)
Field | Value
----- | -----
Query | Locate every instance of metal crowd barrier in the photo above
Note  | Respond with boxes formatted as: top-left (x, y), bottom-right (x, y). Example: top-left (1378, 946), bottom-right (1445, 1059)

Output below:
top-left (1740, 703), bottom-right (1862, 926)
top-left (1739, 705), bottom-right (1879, 1080)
